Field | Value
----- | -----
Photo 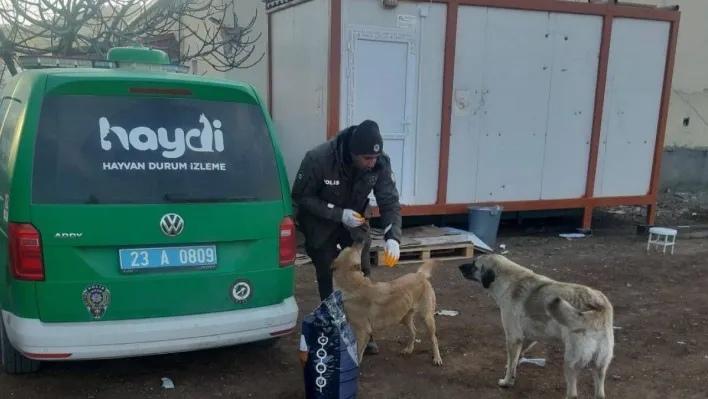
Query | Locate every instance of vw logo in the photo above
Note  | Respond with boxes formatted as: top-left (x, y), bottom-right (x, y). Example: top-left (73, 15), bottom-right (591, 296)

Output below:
top-left (160, 213), bottom-right (184, 237)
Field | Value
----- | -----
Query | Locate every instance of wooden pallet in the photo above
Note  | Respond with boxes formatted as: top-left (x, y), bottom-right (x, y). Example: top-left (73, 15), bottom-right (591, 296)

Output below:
top-left (296, 242), bottom-right (476, 267)
top-left (373, 243), bottom-right (475, 266)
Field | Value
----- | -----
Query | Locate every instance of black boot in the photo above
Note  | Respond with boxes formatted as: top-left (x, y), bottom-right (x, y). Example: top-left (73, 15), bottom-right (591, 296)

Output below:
top-left (364, 337), bottom-right (379, 355)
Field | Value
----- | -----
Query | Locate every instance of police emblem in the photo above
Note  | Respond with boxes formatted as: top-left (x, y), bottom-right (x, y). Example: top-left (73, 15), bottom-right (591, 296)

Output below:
top-left (82, 284), bottom-right (111, 320)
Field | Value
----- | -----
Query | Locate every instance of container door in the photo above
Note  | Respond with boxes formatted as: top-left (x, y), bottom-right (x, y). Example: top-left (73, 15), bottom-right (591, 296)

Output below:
top-left (342, 25), bottom-right (419, 205)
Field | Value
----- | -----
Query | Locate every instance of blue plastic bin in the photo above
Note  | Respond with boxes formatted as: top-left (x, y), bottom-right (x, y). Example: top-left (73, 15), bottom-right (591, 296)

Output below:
top-left (467, 205), bottom-right (503, 249)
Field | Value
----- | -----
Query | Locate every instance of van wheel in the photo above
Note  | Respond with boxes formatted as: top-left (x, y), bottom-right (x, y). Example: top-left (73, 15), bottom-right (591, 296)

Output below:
top-left (0, 316), bottom-right (41, 374)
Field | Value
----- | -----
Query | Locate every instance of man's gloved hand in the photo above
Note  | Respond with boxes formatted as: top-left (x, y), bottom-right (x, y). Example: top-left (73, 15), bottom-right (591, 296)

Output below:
top-left (383, 239), bottom-right (400, 267)
top-left (342, 209), bottom-right (365, 228)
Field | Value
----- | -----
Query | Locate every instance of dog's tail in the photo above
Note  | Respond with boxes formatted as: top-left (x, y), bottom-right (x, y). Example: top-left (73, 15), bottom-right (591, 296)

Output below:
top-left (547, 296), bottom-right (610, 331)
top-left (416, 259), bottom-right (439, 279)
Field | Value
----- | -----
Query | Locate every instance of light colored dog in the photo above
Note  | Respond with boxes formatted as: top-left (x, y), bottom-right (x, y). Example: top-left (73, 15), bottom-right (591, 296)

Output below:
top-left (330, 241), bottom-right (443, 366)
top-left (458, 254), bottom-right (614, 399)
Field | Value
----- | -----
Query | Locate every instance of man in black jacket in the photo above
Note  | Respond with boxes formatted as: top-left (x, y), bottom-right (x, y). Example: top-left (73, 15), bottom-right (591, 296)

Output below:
top-left (291, 119), bottom-right (402, 355)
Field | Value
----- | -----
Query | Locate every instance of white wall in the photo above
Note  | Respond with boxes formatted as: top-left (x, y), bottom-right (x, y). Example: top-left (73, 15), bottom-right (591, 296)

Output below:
top-left (225, 0), bottom-right (269, 103)
top-left (183, 0), bottom-right (269, 103)
top-left (264, 0), bottom-right (701, 195)
top-left (448, 6), bottom-right (603, 203)
top-left (626, 0), bottom-right (708, 149)
top-left (0, 61), bottom-right (11, 92)
top-left (270, 0), bottom-right (331, 186)
top-left (594, 17), bottom-right (670, 197)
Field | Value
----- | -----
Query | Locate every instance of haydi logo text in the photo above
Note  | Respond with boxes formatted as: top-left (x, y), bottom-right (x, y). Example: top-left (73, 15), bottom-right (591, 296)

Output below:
top-left (99, 114), bottom-right (225, 159)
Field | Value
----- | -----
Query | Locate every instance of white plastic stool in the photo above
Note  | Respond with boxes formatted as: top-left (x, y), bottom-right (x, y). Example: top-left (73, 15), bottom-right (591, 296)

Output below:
top-left (646, 227), bottom-right (677, 255)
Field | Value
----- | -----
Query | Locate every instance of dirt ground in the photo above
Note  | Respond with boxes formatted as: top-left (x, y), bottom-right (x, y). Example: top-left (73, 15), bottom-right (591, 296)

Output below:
top-left (1, 196), bottom-right (708, 398)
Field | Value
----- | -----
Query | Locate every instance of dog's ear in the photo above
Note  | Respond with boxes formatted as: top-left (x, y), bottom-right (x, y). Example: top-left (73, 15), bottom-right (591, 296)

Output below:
top-left (469, 253), bottom-right (483, 264)
top-left (481, 266), bottom-right (496, 289)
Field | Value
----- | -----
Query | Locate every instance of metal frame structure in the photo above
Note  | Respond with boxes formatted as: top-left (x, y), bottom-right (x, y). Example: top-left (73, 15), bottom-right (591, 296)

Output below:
top-left (267, 0), bottom-right (681, 230)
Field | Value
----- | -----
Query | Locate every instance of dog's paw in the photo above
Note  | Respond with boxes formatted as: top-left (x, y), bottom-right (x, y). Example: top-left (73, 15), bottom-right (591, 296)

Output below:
top-left (400, 347), bottom-right (414, 356)
top-left (432, 356), bottom-right (443, 366)
top-left (497, 378), bottom-right (514, 388)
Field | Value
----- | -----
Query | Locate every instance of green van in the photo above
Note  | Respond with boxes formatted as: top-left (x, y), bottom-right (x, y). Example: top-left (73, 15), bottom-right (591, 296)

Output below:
top-left (0, 46), bottom-right (298, 374)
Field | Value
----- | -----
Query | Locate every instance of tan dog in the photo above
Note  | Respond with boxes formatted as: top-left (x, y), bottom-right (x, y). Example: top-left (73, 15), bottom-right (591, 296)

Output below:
top-left (331, 241), bottom-right (443, 366)
top-left (458, 254), bottom-right (614, 399)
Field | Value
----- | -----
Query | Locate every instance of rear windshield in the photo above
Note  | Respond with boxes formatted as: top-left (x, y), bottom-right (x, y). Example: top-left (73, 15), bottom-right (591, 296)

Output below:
top-left (32, 95), bottom-right (282, 204)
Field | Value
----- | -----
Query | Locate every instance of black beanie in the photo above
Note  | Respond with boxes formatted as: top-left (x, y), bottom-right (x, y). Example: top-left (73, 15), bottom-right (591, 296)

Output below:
top-left (349, 120), bottom-right (383, 155)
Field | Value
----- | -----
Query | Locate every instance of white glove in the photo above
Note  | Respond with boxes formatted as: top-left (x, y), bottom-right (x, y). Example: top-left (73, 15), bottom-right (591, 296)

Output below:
top-left (342, 209), bottom-right (365, 228)
top-left (383, 239), bottom-right (400, 267)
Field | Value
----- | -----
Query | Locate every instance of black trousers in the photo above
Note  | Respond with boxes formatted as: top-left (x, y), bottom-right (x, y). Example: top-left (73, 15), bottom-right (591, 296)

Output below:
top-left (305, 224), bottom-right (371, 302)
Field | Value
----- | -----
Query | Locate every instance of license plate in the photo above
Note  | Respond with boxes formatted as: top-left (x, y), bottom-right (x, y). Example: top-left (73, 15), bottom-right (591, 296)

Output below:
top-left (118, 245), bottom-right (218, 272)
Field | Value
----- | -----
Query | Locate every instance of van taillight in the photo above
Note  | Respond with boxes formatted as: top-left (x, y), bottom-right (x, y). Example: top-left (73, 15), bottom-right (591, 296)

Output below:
top-left (279, 216), bottom-right (297, 267)
top-left (9, 223), bottom-right (45, 281)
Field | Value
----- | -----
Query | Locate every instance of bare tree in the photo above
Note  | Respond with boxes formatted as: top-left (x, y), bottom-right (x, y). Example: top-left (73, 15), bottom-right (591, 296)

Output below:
top-left (0, 0), bottom-right (264, 76)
